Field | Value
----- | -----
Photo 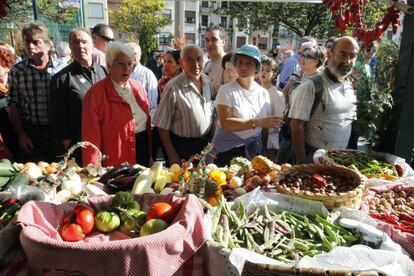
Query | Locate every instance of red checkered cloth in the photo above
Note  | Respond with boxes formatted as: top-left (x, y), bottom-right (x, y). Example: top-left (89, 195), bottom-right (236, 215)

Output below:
top-left (0, 243), bottom-right (208, 276)
top-left (15, 194), bottom-right (209, 276)
top-left (361, 183), bottom-right (414, 258)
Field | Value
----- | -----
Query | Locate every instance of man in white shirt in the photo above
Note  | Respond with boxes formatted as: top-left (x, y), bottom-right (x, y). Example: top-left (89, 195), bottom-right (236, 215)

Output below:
top-left (203, 25), bottom-right (227, 99)
top-left (289, 36), bottom-right (359, 164)
top-left (127, 42), bottom-right (158, 118)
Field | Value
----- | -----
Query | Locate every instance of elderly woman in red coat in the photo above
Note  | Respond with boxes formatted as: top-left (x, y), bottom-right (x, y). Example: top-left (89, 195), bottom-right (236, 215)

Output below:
top-left (82, 42), bottom-right (151, 167)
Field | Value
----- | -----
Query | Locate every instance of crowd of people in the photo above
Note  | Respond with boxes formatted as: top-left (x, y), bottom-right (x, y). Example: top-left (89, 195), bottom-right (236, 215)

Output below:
top-left (0, 21), bottom-right (376, 168)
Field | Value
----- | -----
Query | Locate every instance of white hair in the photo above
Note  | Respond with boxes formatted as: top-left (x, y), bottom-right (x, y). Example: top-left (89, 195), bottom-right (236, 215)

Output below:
top-left (126, 42), bottom-right (141, 55)
top-left (106, 41), bottom-right (135, 67)
top-left (180, 44), bottom-right (203, 60)
top-left (55, 41), bottom-right (71, 58)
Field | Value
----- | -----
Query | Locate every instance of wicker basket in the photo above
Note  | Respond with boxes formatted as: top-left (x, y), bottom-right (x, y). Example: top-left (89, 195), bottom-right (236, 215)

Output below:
top-left (241, 261), bottom-right (385, 276)
top-left (276, 164), bottom-right (364, 209)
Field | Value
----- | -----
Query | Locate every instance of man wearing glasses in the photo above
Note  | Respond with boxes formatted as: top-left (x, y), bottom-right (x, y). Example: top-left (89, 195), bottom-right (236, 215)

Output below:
top-left (91, 23), bottom-right (114, 67)
top-left (289, 36), bottom-right (359, 164)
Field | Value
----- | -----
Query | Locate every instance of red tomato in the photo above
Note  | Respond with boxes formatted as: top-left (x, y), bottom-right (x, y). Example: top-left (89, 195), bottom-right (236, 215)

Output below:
top-left (146, 202), bottom-right (175, 223)
top-left (73, 204), bottom-right (95, 216)
top-left (62, 213), bottom-right (73, 225)
top-left (76, 209), bottom-right (95, 234)
top-left (61, 223), bottom-right (85, 242)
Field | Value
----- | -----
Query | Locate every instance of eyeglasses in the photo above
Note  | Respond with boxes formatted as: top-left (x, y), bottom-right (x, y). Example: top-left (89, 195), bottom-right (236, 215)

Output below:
top-left (302, 53), bottom-right (316, 60)
top-left (97, 34), bottom-right (114, 43)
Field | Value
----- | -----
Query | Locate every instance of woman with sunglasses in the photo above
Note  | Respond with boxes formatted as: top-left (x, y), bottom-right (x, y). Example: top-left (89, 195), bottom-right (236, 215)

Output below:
top-left (283, 45), bottom-right (326, 104)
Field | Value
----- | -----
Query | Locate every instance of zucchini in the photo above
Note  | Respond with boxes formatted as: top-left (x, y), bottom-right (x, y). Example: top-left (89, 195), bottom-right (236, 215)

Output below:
top-left (0, 176), bottom-right (11, 188)
top-left (6, 172), bottom-right (29, 188)
top-left (0, 162), bottom-right (14, 177)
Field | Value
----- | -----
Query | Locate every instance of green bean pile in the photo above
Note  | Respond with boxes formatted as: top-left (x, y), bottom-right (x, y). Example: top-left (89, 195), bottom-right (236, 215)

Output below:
top-left (211, 200), bottom-right (360, 263)
top-left (327, 150), bottom-right (398, 177)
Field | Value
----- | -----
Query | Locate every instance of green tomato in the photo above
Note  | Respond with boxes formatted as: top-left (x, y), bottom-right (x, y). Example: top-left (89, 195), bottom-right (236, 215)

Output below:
top-left (94, 211), bottom-right (120, 233)
top-left (122, 210), bottom-right (147, 232)
top-left (120, 208), bottom-right (141, 223)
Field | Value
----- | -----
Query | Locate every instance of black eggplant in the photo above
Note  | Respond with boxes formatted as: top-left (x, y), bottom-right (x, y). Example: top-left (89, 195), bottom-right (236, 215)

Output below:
top-left (98, 163), bottom-right (133, 184)
top-left (106, 175), bottom-right (138, 192)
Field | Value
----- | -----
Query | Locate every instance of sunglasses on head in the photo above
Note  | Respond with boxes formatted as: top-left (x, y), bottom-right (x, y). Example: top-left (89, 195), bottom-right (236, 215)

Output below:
top-left (98, 34), bottom-right (114, 42)
top-left (302, 53), bottom-right (316, 60)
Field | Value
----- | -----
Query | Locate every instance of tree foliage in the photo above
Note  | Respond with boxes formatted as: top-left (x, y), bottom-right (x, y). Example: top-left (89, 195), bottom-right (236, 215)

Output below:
top-left (110, 0), bottom-right (171, 62)
top-left (218, 2), bottom-right (389, 40)
top-left (1, 0), bottom-right (78, 25)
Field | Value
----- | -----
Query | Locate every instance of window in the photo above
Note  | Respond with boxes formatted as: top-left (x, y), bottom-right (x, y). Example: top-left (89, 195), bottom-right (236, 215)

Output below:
top-left (185, 11), bottom-right (196, 23)
top-left (201, 1), bottom-right (209, 8)
top-left (88, 3), bottom-right (104, 19)
top-left (185, 33), bottom-right (196, 43)
top-left (236, 36), bottom-right (246, 48)
top-left (159, 33), bottom-right (171, 46)
top-left (221, 1), bottom-right (228, 9)
top-left (163, 9), bottom-right (172, 20)
top-left (220, 16), bottom-right (228, 29)
top-left (201, 15), bottom-right (209, 27)
top-left (258, 37), bottom-right (268, 50)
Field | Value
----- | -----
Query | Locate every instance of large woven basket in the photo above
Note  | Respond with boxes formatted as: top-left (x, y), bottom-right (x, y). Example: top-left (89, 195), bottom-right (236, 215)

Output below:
top-left (241, 261), bottom-right (385, 276)
top-left (276, 164), bottom-right (364, 209)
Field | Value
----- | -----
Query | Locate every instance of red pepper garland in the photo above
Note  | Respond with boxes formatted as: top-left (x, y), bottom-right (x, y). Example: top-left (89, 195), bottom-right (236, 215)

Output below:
top-left (323, 0), bottom-right (401, 46)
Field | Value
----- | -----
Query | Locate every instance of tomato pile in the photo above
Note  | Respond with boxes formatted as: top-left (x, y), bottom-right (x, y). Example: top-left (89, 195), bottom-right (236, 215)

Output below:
top-left (61, 204), bottom-right (95, 242)
top-left (59, 192), bottom-right (177, 242)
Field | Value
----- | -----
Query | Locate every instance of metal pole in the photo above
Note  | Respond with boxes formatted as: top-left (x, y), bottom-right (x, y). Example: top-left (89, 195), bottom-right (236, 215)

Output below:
top-left (32, 0), bottom-right (39, 20)
top-left (80, 0), bottom-right (86, 28)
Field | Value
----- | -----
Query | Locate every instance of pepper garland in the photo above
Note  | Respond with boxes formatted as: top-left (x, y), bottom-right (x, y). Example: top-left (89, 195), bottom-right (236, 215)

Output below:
top-left (323, 0), bottom-right (401, 46)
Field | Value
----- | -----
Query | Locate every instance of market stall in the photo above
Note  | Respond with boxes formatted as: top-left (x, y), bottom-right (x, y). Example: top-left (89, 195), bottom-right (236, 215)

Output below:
top-left (1, 141), bottom-right (414, 275)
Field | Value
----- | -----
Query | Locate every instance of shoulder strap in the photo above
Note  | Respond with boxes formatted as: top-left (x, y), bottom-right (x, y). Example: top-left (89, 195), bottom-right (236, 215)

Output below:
top-left (309, 74), bottom-right (325, 116)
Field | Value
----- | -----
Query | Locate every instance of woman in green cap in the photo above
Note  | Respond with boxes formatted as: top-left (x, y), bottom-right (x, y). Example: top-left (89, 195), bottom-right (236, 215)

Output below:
top-left (210, 44), bottom-right (284, 166)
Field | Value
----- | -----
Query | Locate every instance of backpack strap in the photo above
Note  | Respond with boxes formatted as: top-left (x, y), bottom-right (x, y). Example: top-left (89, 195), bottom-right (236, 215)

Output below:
top-left (309, 74), bottom-right (325, 117)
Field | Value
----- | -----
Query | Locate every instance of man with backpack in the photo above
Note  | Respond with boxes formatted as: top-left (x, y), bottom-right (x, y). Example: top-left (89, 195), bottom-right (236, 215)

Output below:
top-left (288, 36), bottom-right (359, 164)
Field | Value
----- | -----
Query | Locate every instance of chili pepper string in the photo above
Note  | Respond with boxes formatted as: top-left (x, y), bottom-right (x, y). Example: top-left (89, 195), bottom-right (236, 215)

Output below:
top-left (323, 0), bottom-right (401, 46)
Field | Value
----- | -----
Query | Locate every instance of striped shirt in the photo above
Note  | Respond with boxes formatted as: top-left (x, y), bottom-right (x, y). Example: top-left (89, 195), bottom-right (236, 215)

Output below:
top-left (8, 57), bottom-right (66, 125)
top-left (153, 72), bottom-right (213, 138)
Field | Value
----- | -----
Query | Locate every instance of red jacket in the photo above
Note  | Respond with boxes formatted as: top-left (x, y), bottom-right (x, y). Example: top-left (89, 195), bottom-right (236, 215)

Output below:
top-left (82, 77), bottom-right (151, 167)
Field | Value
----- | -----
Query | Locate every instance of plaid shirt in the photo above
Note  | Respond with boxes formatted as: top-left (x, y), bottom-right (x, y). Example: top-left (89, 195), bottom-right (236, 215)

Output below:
top-left (8, 57), bottom-right (65, 125)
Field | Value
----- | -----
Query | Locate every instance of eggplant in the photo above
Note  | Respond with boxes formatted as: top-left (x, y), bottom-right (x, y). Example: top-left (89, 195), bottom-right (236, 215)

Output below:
top-left (126, 167), bottom-right (143, 177)
top-left (98, 163), bottom-right (133, 184)
top-left (106, 175), bottom-right (138, 192)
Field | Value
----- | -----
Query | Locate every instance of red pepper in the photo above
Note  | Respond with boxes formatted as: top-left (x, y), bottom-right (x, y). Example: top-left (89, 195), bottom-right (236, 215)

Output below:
top-left (399, 213), bottom-right (414, 223)
top-left (394, 224), bottom-right (414, 234)
top-left (311, 174), bottom-right (327, 187)
top-left (400, 221), bottom-right (414, 229)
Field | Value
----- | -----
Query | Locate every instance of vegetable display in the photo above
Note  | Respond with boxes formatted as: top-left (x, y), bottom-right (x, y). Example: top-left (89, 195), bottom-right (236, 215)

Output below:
top-left (368, 189), bottom-right (414, 234)
top-left (60, 204), bottom-right (95, 242)
top-left (0, 198), bottom-right (21, 230)
top-left (279, 171), bottom-right (358, 195)
top-left (326, 150), bottom-right (399, 179)
top-left (211, 200), bottom-right (360, 263)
